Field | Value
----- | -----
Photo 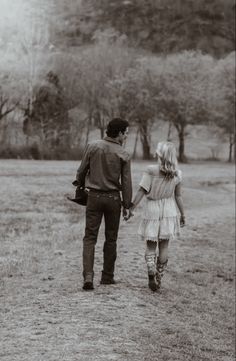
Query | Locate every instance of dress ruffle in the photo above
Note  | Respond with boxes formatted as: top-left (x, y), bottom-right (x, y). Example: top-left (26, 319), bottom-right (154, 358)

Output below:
top-left (138, 216), bottom-right (180, 242)
top-left (138, 198), bottom-right (180, 241)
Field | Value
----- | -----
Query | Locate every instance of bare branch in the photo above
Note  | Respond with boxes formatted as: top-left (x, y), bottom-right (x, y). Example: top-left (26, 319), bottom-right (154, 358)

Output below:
top-left (0, 101), bottom-right (19, 121)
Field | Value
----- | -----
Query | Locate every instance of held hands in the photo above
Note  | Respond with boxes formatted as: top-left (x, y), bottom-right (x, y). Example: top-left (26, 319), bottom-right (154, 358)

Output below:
top-left (180, 214), bottom-right (185, 227)
top-left (123, 207), bottom-right (134, 221)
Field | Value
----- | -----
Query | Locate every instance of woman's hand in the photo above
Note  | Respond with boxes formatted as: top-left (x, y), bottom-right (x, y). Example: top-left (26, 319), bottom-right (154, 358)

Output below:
top-left (180, 214), bottom-right (185, 227)
top-left (123, 207), bottom-right (134, 221)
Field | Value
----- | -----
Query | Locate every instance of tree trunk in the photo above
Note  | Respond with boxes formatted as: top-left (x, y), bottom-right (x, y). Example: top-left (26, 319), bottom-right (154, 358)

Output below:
top-left (139, 122), bottom-right (151, 160)
top-left (85, 116), bottom-right (91, 146)
top-left (100, 126), bottom-right (104, 139)
top-left (167, 121), bottom-right (172, 141)
top-left (132, 127), bottom-right (140, 159)
top-left (0, 120), bottom-right (8, 147)
top-left (176, 123), bottom-right (187, 163)
top-left (228, 134), bottom-right (234, 162)
top-left (94, 111), bottom-right (105, 139)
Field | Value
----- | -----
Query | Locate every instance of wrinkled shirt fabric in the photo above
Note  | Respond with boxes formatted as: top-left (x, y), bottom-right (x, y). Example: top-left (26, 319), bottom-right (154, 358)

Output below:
top-left (76, 136), bottom-right (132, 209)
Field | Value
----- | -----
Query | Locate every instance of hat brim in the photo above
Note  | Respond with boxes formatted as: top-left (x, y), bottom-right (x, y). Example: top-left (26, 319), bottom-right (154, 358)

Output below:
top-left (67, 196), bottom-right (87, 206)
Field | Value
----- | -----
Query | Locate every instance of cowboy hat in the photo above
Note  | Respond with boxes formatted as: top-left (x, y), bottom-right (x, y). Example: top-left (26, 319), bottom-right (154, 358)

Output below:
top-left (67, 180), bottom-right (88, 206)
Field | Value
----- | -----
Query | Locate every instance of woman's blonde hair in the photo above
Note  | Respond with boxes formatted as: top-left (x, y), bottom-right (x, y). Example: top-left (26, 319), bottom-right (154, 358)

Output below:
top-left (156, 141), bottom-right (178, 178)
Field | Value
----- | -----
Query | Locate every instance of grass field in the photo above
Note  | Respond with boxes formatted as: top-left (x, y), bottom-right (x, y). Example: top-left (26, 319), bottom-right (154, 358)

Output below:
top-left (0, 159), bottom-right (235, 361)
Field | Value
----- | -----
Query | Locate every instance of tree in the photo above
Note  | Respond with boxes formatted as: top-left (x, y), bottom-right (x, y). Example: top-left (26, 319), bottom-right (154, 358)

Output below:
top-left (149, 51), bottom-right (215, 162)
top-left (14, 7), bottom-right (51, 117)
top-left (0, 87), bottom-right (18, 122)
top-left (108, 59), bottom-right (158, 159)
top-left (75, 31), bottom-right (136, 139)
top-left (0, 61), bottom-right (21, 145)
top-left (210, 52), bottom-right (235, 162)
top-left (23, 71), bottom-right (69, 151)
top-left (0, 86), bottom-right (19, 145)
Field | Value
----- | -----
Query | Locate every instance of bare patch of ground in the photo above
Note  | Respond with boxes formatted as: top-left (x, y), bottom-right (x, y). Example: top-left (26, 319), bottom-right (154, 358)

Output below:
top-left (0, 160), bottom-right (235, 361)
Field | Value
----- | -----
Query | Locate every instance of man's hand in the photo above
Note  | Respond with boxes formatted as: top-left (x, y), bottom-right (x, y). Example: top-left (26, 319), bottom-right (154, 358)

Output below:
top-left (123, 207), bottom-right (134, 221)
top-left (123, 208), bottom-right (128, 220)
top-left (180, 215), bottom-right (185, 227)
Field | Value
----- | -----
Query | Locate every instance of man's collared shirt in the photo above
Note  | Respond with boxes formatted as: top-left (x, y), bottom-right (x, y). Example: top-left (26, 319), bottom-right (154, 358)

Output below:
top-left (76, 136), bottom-right (132, 209)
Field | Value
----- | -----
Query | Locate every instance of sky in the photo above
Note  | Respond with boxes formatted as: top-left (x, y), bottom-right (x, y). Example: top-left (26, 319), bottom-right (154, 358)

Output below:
top-left (0, 0), bottom-right (29, 42)
top-left (0, 0), bottom-right (50, 49)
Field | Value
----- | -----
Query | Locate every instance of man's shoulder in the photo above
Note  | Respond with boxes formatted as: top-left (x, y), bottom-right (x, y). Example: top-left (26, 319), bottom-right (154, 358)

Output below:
top-left (88, 139), bottom-right (131, 161)
top-left (88, 139), bottom-right (103, 146)
top-left (104, 139), bottom-right (131, 161)
top-left (86, 139), bottom-right (104, 150)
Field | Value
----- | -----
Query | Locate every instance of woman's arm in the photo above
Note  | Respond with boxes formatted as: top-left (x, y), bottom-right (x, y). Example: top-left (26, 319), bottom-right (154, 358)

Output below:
top-left (132, 187), bottom-right (146, 209)
top-left (174, 183), bottom-right (185, 227)
top-left (124, 187), bottom-right (146, 220)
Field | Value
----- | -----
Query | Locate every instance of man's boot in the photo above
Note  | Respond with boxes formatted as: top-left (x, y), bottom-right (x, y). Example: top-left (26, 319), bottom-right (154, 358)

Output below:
top-left (156, 258), bottom-right (168, 289)
top-left (145, 254), bottom-right (158, 292)
top-left (83, 273), bottom-right (94, 291)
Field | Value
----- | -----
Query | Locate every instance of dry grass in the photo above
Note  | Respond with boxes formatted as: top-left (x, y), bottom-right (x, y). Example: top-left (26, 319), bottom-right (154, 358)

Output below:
top-left (0, 159), bottom-right (235, 361)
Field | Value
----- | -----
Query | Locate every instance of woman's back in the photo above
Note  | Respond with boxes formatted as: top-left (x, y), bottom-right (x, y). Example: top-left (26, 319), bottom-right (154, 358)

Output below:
top-left (139, 165), bottom-right (182, 201)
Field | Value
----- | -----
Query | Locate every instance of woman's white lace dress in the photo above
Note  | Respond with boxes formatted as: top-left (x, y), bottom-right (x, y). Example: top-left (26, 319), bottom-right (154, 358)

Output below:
top-left (138, 165), bottom-right (182, 242)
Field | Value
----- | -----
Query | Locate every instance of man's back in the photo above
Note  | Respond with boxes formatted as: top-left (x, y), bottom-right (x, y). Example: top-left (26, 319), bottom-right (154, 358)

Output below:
top-left (86, 138), bottom-right (130, 191)
top-left (76, 136), bottom-right (132, 208)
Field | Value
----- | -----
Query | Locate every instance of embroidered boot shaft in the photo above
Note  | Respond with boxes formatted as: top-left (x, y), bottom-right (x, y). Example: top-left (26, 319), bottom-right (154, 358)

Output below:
top-left (145, 253), bottom-right (158, 291)
top-left (145, 254), bottom-right (157, 276)
top-left (156, 258), bottom-right (168, 289)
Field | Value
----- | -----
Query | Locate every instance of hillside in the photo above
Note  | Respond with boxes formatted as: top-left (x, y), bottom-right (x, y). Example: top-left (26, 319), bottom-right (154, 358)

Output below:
top-left (52, 0), bottom-right (235, 56)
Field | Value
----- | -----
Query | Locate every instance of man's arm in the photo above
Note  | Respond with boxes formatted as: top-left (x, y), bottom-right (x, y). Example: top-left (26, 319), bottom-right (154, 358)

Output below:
top-left (76, 144), bottom-right (90, 188)
top-left (121, 158), bottom-right (132, 209)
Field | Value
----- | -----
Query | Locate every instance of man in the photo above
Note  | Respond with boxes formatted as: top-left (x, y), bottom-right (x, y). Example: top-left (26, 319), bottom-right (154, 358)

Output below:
top-left (76, 118), bottom-right (132, 290)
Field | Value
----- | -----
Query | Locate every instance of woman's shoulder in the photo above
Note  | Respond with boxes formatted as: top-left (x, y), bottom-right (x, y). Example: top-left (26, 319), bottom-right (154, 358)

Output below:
top-left (177, 168), bottom-right (182, 176)
top-left (145, 164), bottom-right (160, 176)
top-left (175, 169), bottom-right (182, 183)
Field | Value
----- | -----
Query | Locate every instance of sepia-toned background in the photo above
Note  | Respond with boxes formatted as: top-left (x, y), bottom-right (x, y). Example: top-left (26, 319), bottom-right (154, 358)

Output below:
top-left (0, 1), bottom-right (235, 360)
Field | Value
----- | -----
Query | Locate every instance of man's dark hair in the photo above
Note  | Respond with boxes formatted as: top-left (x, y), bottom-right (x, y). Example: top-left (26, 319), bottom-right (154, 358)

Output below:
top-left (106, 118), bottom-right (129, 138)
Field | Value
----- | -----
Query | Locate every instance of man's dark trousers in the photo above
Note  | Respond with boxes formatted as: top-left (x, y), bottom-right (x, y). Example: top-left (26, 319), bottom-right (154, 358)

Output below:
top-left (83, 191), bottom-right (121, 282)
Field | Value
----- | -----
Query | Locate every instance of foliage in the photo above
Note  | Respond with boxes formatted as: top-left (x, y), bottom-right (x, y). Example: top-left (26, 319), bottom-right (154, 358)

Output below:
top-left (0, 70), bottom-right (21, 145)
top-left (0, 143), bottom-right (84, 160)
top-left (74, 34), bottom-right (137, 138)
top-left (148, 51), bottom-right (215, 162)
top-left (108, 58), bottom-right (159, 159)
top-left (0, 0), bottom-right (235, 161)
top-left (0, 86), bottom-right (19, 122)
top-left (23, 71), bottom-right (70, 150)
top-left (52, 0), bottom-right (235, 56)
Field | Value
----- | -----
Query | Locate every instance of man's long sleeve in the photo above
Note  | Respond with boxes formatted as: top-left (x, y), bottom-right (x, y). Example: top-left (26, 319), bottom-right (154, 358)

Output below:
top-left (121, 159), bottom-right (132, 209)
top-left (76, 145), bottom-right (90, 188)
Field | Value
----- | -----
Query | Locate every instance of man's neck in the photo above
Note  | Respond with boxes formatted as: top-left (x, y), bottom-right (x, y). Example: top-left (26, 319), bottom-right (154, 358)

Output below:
top-left (104, 136), bottom-right (122, 145)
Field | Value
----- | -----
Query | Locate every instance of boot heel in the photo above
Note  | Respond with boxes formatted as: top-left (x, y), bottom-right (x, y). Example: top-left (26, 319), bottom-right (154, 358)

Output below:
top-left (83, 282), bottom-right (94, 290)
top-left (83, 273), bottom-right (94, 291)
top-left (148, 275), bottom-right (158, 292)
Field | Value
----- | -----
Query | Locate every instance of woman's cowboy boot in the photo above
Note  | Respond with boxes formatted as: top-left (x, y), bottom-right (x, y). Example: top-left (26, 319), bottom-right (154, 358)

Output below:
top-left (156, 258), bottom-right (168, 289)
top-left (145, 254), bottom-right (158, 292)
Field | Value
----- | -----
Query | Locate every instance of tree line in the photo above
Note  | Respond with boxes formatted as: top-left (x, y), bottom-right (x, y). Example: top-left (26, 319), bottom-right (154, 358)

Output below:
top-left (0, 33), bottom-right (234, 162)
